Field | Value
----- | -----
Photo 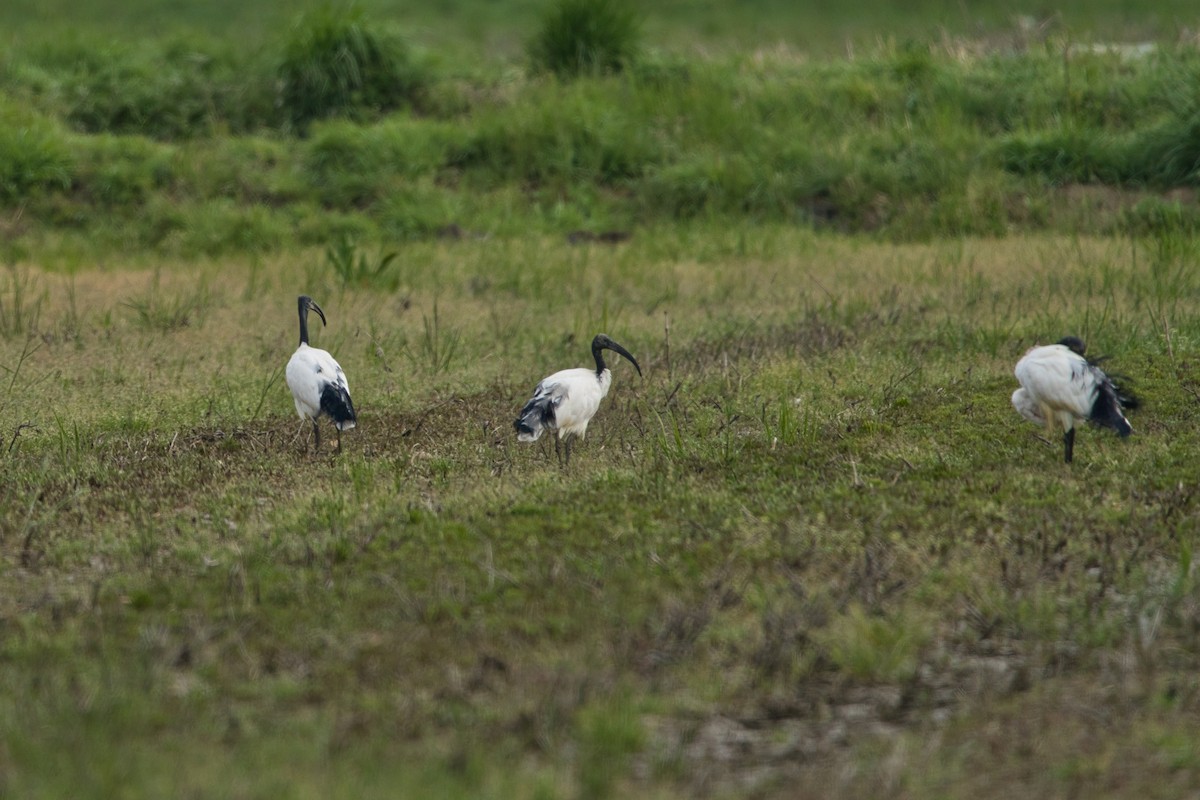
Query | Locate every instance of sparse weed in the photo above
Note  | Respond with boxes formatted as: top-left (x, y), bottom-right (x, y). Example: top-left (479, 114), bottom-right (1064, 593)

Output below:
top-left (123, 273), bottom-right (212, 331)
top-left (324, 233), bottom-right (400, 291)
top-left (0, 336), bottom-right (42, 417)
top-left (0, 265), bottom-right (44, 339)
top-left (414, 298), bottom-right (460, 374)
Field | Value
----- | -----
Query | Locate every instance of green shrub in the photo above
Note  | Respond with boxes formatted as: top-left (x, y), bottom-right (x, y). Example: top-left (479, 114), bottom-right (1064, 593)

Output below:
top-left (528, 0), bottom-right (641, 78)
top-left (378, 181), bottom-right (459, 239)
top-left (995, 128), bottom-right (1127, 185)
top-left (31, 38), bottom-right (278, 139)
top-left (0, 124), bottom-right (72, 205)
top-left (278, 6), bottom-right (425, 130)
top-left (636, 155), bottom-right (758, 219)
top-left (163, 137), bottom-right (306, 209)
top-left (1122, 197), bottom-right (1200, 236)
top-left (166, 200), bottom-right (288, 257)
top-left (1130, 111), bottom-right (1200, 186)
top-left (450, 85), bottom-right (659, 186)
top-left (73, 135), bottom-right (174, 208)
top-left (302, 118), bottom-right (459, 207)
top-left (295, 208), bottom-right (377, 246)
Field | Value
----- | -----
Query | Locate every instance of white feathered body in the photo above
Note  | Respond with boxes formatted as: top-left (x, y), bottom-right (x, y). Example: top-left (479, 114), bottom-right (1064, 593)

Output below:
top-left (516, 367), bottom-right (612, 441)
top-left (286, 343), bottom-right (357, 431)
top-left (1012, 343), bottom-right (1130, 436)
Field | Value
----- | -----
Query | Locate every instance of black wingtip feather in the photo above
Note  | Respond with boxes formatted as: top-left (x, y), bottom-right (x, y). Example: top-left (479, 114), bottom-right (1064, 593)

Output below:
top-left (320, 384), bottom-right (357, 429)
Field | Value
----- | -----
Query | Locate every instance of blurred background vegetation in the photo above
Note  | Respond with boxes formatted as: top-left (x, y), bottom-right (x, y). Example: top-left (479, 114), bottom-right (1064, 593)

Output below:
top-left (0, 0), bottom-right (1198, 265)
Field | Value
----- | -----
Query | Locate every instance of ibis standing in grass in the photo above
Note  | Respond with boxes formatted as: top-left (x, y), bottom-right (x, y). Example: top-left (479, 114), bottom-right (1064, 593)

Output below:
top-left (1012, 336), bottom-right (1137, 463)
top-left (286, 295), bottom-right (356, 453)
top-left (515, 333), bottom-right (642, 464)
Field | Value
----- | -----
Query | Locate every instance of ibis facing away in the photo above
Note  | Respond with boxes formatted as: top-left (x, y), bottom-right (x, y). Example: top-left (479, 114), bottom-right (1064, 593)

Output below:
top-left (514, 333), bottom-right (642, 464)
top-left (1011, 336), bottom-right (1136, 463)
top-left (286, 295), bottom-right (356, 453)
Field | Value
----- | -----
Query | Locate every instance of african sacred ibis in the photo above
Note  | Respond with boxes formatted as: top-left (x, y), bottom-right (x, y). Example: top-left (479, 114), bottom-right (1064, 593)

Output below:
top-left (1012, 336), bottom-right (1137, 463)
top-left (514, 333), bottom-right (642, 464)
top-left (286, 295), bottom-right (356, 453)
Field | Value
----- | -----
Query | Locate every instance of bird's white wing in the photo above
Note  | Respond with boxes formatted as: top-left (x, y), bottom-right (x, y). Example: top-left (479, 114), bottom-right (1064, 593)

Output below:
top-left (530, 372), bottom-right (577, 406)
top-left (544, 369), bottom-right (607, 436)
top-left (1015, 346), bottom-right (1093, 417)
top-left (286, 347), bottom-right (324, 418)
top-left (331, 359), bottom-right (350, 393)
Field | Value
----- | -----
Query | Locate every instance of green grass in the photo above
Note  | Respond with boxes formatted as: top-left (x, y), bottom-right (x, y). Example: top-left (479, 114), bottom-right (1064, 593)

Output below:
top-left (2, 229), bottom-right (1200, 797)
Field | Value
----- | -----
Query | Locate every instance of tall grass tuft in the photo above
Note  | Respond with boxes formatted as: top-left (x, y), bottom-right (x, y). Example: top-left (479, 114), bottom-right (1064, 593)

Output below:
top-left (123, 272), bottom-right (212, 331)
top-left (278, 6), bottom-right (425, 131)
top-left (0, 266), bottom-right (44, 339)
top-left (324, 233), bottom-right (400, 290)
top-left (528, 0), bottom-right (641, 78)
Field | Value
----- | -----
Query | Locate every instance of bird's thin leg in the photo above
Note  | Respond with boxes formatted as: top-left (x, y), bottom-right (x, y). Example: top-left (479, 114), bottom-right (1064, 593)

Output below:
top-left (336, 427), bottom-right (342, 454)
top-left (313, 420), bottom-right (322, 453)
top-left (564, 436), bottom-right (573, 467)
top-left (1063, 427), bottom-right (1075, 463)
top-left (554, 436), bottom-right (562, 466)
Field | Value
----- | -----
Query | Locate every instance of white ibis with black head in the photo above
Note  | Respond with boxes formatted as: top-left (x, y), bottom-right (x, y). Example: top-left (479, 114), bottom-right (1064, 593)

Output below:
top-left (514, 333), bottom-right (642, 464)
top-left (1012, 335), bottom-right (1137, 463)
top-left (286, 296), bottom-right (356, 453)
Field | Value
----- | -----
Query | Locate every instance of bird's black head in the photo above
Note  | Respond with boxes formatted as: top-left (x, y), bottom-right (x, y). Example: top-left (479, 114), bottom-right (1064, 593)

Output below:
top-left (299, 295), bottom-right (327, 327)
top-left (1058, 336), bottom-right (1086, 357)
top-left (592, 333), bottom-right (642, 377)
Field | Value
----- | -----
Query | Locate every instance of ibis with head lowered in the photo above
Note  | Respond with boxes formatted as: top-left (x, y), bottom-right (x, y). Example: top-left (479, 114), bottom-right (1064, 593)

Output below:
top-left (515, 333), bottom-right (642, 464)
top-left (1011, 336), bottom-right (1136, 463)
top-left (286, 295), bottom-right (356, 453)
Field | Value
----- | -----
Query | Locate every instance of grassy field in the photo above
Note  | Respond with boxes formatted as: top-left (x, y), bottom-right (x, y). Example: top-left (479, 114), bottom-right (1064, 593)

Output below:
top-left (3, 1), bottom-right (1200, 798)
top-left (4, 228), bottom-right (1200, 797)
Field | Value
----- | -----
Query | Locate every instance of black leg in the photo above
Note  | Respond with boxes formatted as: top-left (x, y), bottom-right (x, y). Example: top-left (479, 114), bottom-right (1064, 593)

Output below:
top-left (564, 436), bottom-right (573, 467)
top-left (336, 427), bottom-right (342, 453)
top-left (1063, 427), bottom-right (1075, 463)
top-left (554, 436), bottom-right (562, 466)
top-left (313, 420), bottom-right (321, 453)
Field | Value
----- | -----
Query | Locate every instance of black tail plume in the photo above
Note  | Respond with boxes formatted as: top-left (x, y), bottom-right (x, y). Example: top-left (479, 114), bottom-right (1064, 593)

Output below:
top-left (514, 395), bottom-right (556, 441)
top-left (1089, 376), bottom-right (1133, 437)
top-left (1106, 372), bottom-right (1139, 412)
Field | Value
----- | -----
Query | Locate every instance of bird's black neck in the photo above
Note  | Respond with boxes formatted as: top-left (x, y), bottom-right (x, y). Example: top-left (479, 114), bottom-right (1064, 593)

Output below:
top-left (591, 341), bottom-right (607, 376)
top-left (297, 300), bottom-right (310, 347)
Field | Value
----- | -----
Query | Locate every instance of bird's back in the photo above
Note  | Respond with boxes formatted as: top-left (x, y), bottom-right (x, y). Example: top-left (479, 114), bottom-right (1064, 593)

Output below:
top-left (550, 368), bottom-right (609, 435)
top-left (1014, 345), bottom-right (1093, 418)
top-left (287, 344), bottom-right (354, 425)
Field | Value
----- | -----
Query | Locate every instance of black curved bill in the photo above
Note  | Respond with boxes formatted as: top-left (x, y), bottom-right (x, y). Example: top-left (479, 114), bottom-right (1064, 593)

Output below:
top-left (308, 298), bottom-right (327, 327)
top-left (604, 340), bottom-right (642, 376)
